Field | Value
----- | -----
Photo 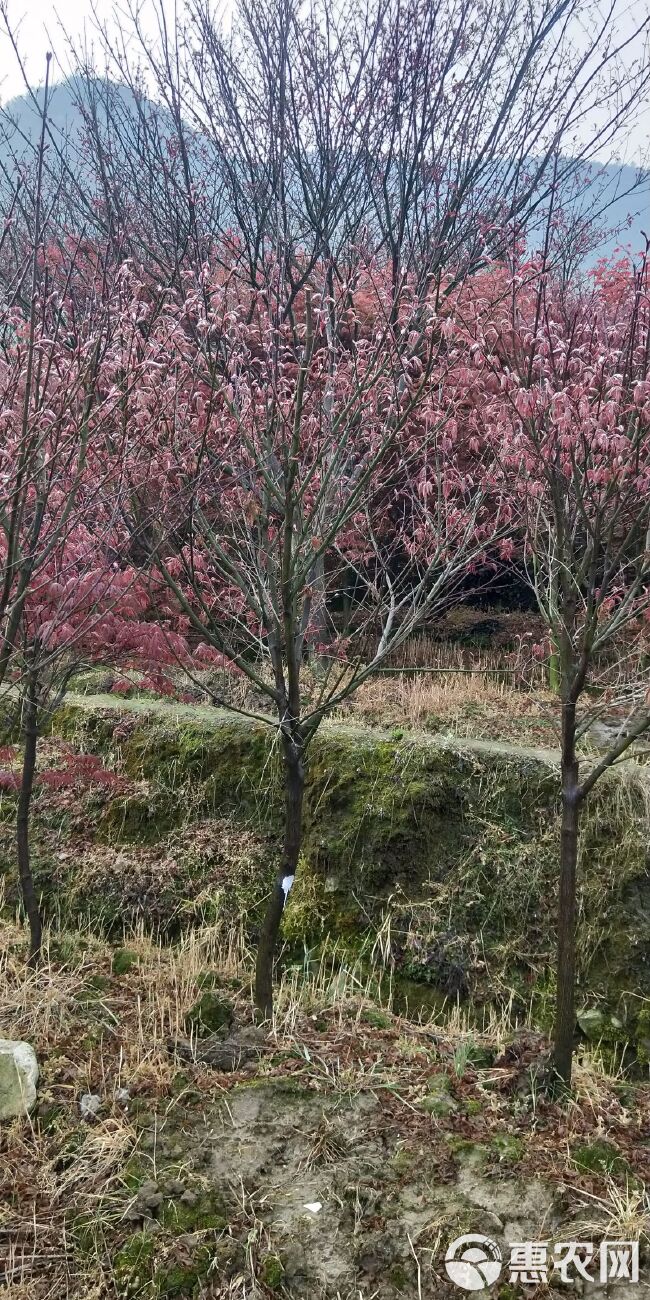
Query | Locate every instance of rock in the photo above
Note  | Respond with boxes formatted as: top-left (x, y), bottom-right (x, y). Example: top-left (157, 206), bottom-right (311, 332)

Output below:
top-left (115, 1087), bottom-right (130, 1106)
top-left (168, 1034), bottom-right (262, 1071)
top-left (79, 1092), bottom-right (102, 1121)
top-left (125, 1179), bottom-right (164, 1222)
top-left (577, 1007), bottom-right (606, 1040)
top-left (420, 1072), bottom-right (458, 1117)
top-left (420, 1093), bottom-right (458, 1117)
top-left (0, 1040), bottom-right (38, 1120)
top-left (237, 1024), bottom-right (268, 1046)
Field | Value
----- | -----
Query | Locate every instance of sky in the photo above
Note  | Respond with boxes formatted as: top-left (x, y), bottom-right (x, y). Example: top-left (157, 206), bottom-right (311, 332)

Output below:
top-left (0, 0), bottom-right (649, 163)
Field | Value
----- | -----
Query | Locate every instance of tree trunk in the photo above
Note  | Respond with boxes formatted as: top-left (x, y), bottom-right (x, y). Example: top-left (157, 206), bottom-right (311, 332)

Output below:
top-left (552, 703), bottom-right (580, 1086)
top-left (307, 552), bottom-right (329, 674)
top-left (254, 731), bottom-right (305, 1018)
top-left (548, 644), bottom-right (561, 693)
top-left (17, 673), bottom-right (42, 965)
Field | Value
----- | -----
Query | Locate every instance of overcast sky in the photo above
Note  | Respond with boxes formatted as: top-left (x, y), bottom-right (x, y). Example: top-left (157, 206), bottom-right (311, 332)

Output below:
top-left (0, 0), bottom-right (649, 163)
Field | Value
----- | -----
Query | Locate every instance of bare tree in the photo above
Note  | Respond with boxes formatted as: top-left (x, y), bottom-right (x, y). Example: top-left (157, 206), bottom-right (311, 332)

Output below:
top-left (465, 246), bottom-right (650, 1085)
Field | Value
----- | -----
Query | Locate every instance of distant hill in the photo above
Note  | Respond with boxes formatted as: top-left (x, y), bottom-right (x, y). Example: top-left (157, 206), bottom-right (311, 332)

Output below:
top-left (1, 76), bottom-right (648, 266)
top-left (0, 76), bottom-right (136, 158)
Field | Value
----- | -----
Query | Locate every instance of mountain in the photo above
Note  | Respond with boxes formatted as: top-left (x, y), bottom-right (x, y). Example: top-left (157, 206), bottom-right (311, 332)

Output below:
top-left (0, 76), bottom-right (648, 265)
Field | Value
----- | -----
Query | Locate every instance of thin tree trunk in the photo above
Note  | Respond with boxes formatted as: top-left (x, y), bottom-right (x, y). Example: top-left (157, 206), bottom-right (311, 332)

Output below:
top-left (17, 672), bottom-right (42, 965)
top-left (548, 644), bottom-right (561, 693)
top-left (307, 553), bottom-right (329, 674)
top-left (552, 702), bottom-right (580, 1085)
top-left (254, 731), bottom-right (305, 1018)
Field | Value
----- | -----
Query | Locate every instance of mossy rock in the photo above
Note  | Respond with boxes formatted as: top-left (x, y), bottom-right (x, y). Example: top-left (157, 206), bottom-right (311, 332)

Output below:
top-left (184, 991), bottom-right (233, 1037)
top-left (577, 1005), bottom-right (628, 1044)
top-left (447, 1137), bottom-right (488, 1166)
top-left (421, 1073), bottom-right (459, 1116)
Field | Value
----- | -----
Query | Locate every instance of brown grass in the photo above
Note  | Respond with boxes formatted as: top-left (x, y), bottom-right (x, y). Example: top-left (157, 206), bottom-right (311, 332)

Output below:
top-left (1, 912), bottom-right (650, 1298)
top-left (338, 672), bottom-right (561, 745)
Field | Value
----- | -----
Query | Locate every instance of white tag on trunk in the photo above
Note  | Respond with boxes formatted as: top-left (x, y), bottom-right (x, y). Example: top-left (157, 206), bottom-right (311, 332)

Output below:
top-left (281, 874), bottom-right (295, 899)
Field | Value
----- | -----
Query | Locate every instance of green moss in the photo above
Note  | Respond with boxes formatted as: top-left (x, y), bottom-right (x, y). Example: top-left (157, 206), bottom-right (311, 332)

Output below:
top-left (75, 972), bottom-right (112, 1006)
top-left (360, 1008), bottom-right (391, 1029)
top-left (463, 1098), bottom-right (484, 1116)
top-left (389, 1148), bottom-right (415, 1175)
top-left (281, 859), bottom-right (332, 942)
top-left (120, 719), bottom-right (281, 827)
top-left (101, 791), bottom-right (181, 843)
top-left (120, 1157), bottom-right (149, 1193)
top-left (184, 990), bottom-right (233, 1036)
top-left (388, 1262), bottom-right (409, 1290)
top-left (155, 1252), bottom-right (212, 1299)
top-left (159, 1192), bottom-right (227, 1234)
top-left (41, 698), bottom-right (650, 1031)
top-left (572, 1138), bottom-right (629, 1176)
top-left (113, 1208), bottom-right (219, 1298)
top-left (636, 1006), bottom-right (650, 1064)
top-left (464, 1041), bottom-right (497, 1068)
top-left (447, 1137), bottom-right (488, 1163)
top-left (113, 1231), bottom-right (156, 1298)
top-left (260, 1253), bottom-right (284, 1290)
top-left (69, 1210), bottom-right (103, 1257)
top-left (491, 1134), bottom-right (524, 1164)
top-left (112, 948), bottom-right (140, 976)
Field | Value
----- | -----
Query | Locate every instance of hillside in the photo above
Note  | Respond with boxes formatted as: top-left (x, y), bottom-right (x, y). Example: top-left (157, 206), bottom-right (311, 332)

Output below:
top-left (1, 76), bottom-right (647, 266)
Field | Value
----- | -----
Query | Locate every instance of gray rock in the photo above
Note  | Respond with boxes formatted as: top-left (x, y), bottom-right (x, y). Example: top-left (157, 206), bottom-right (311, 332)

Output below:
top-left (420, 1072), bottom-right (459, 1116)
top-left (168, 1034), bottom-right (263, 1071)
top-left (0, 1040), bottom-right (38, 1120)
top-left (79, 1092), bottom-right (102, 1121)
top-left (577, 1007), bottom-right (605, 1038)
top-left (124, 1179), bottom-right (164, 1222)
top-left (114, 1087), bottom-right (130, 1106)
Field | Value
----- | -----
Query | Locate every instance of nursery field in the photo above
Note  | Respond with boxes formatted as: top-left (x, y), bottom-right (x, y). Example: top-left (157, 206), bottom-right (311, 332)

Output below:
top-left (2, 0), bottom-right (650, 1288)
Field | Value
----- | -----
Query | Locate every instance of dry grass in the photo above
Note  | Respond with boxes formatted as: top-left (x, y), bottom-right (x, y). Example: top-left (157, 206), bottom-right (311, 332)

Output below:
top-left (568, 1178), bottom-right (650, 1245)
top-left (1, 910), bottom-right (650, 1298)
top-left (337, 672), bottom-right (561, 745)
